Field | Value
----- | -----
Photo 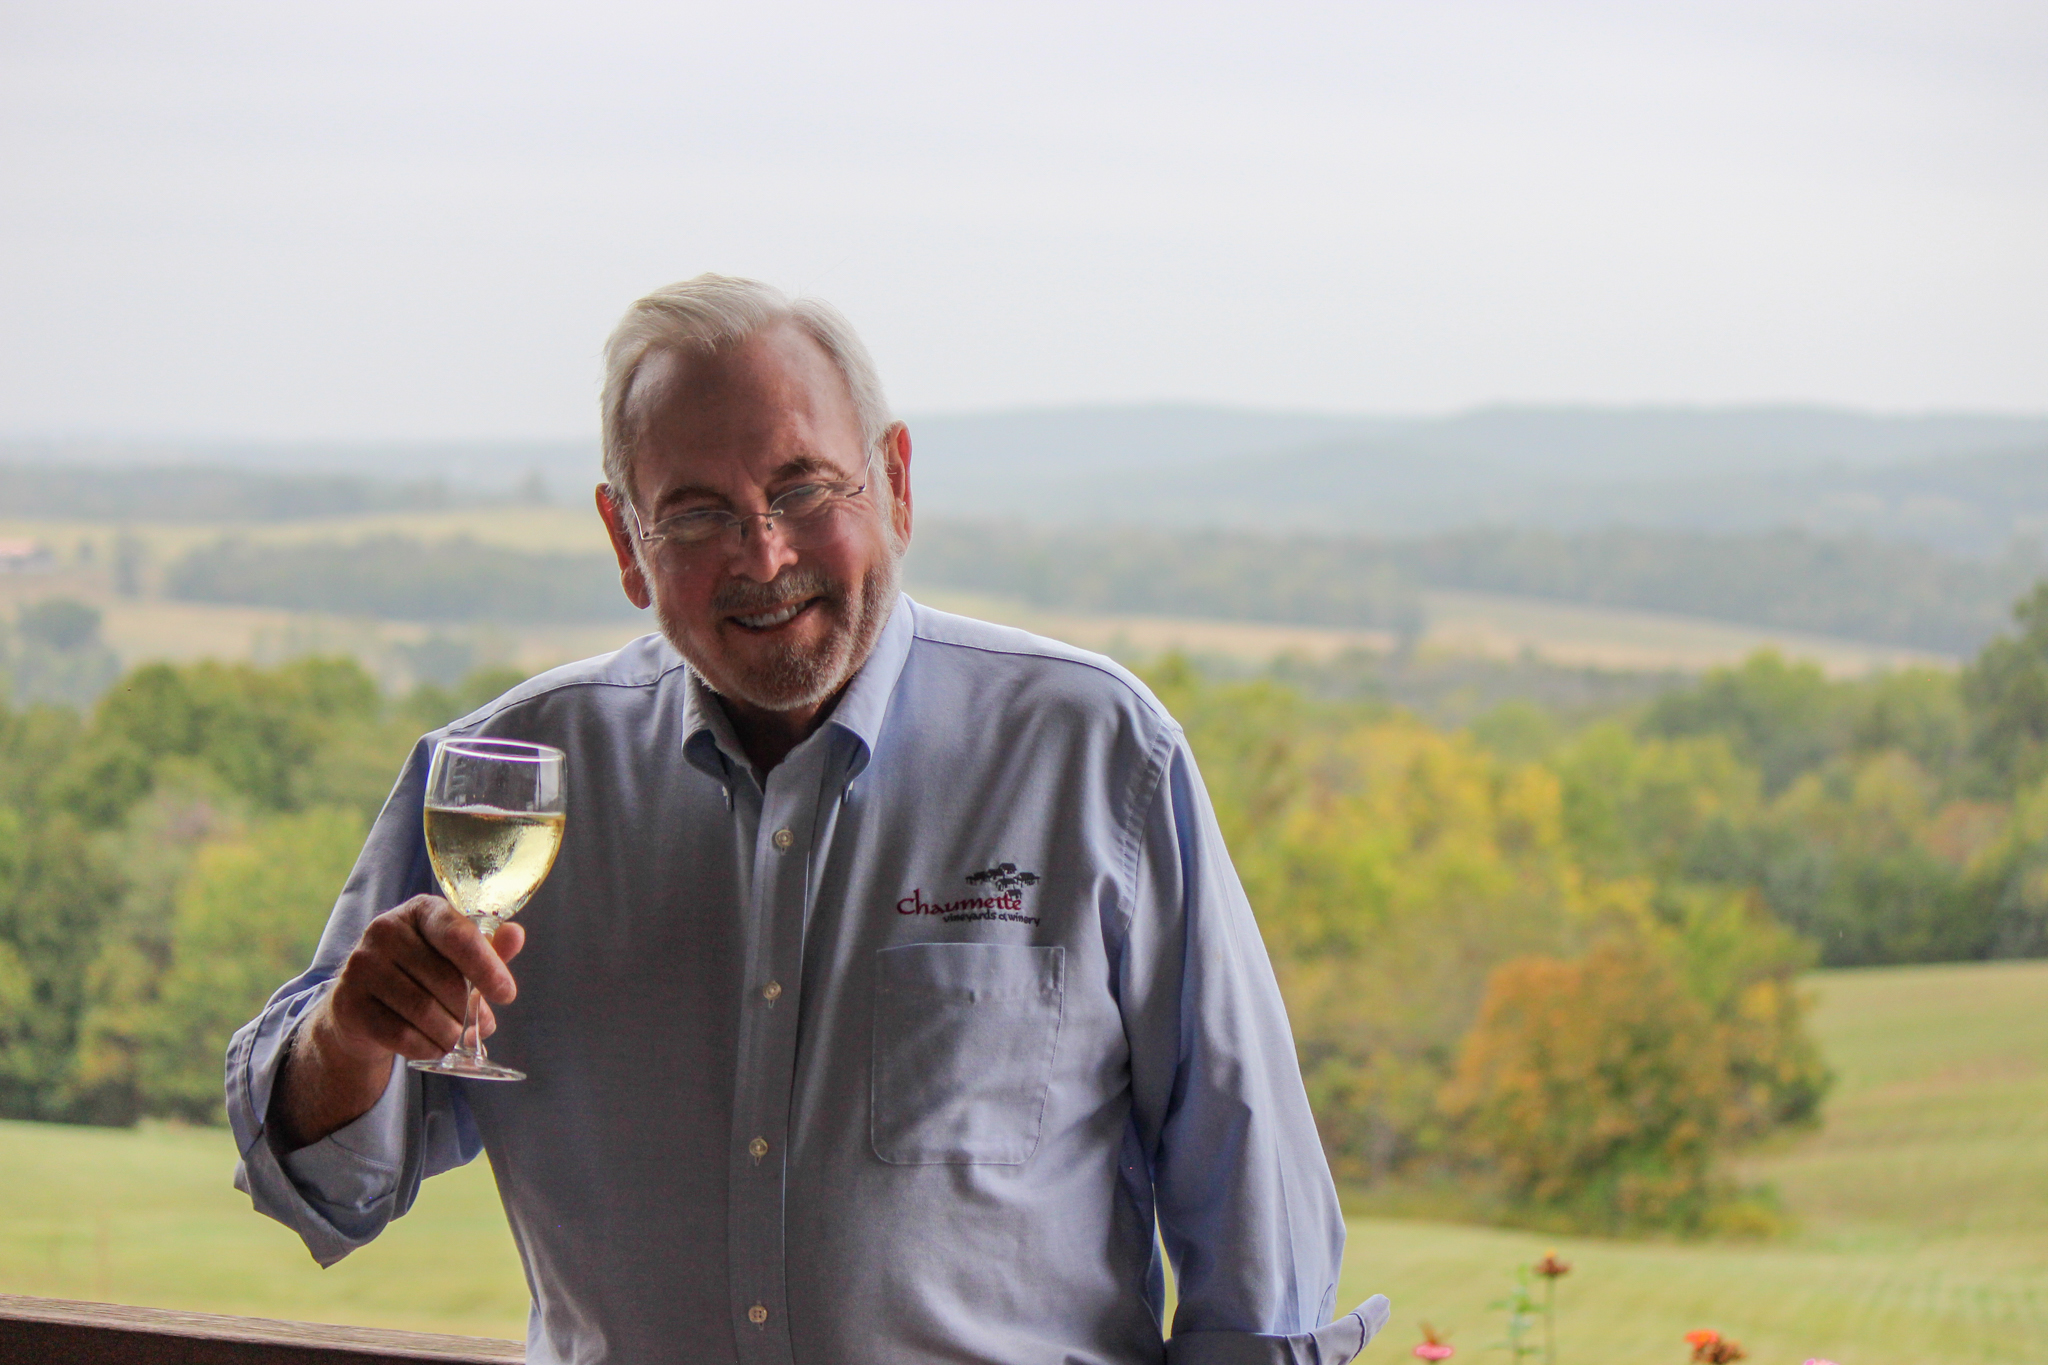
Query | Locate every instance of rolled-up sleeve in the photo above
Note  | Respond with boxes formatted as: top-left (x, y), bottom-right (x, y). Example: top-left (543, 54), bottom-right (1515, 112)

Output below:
top-left (225, 737), bottom-right (483, 1266)
top-left (1119, 735), bottom-right (1389, 1363)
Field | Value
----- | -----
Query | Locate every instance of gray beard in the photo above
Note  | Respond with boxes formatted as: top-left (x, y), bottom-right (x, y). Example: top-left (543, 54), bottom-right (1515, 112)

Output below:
top-left (658, 549), bottom-right (903, 715)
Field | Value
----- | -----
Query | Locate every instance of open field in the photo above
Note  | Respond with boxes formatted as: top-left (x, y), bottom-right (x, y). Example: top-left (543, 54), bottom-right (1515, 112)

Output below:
top-left (0, 960), bottom-right (2040, 1357)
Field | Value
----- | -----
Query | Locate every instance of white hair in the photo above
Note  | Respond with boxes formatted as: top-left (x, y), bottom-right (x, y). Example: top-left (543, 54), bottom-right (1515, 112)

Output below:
top-left (599, 274), bottom-right (893, 499)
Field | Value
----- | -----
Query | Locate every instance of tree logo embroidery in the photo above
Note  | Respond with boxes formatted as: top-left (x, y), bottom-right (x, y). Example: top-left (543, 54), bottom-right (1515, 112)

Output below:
top-left (964, 862), bottom-right (1040, 894)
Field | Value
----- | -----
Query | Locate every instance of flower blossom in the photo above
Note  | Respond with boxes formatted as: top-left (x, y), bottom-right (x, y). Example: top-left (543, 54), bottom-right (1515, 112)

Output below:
top-left (1412, 1321), bottom-right (1453, 1360)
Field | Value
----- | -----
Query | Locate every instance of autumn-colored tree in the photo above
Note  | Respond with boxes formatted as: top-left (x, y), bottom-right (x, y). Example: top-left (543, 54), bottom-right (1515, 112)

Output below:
top-left (1441, 931), bottom-right (1732, 1232)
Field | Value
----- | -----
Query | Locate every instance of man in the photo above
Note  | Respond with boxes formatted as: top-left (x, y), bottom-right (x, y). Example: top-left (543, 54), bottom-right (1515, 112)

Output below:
top-left (229, 275), bottom-right (1389, 1364)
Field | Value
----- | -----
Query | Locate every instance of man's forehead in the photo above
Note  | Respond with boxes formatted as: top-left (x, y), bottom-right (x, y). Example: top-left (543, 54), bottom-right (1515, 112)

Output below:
top-left (626, 323), bottom-right (858, 459)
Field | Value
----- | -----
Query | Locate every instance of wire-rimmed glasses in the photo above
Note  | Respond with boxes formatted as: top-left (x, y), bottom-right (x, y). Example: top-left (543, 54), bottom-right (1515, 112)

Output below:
top-left (624, 449), bottom-right (876, 559)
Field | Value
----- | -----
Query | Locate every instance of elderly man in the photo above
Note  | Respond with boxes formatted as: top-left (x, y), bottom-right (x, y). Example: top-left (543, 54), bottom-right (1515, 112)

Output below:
top-left (229, 275), bottom-right (1389, 1364)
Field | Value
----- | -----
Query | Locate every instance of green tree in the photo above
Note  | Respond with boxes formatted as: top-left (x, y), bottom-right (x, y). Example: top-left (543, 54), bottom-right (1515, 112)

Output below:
top-left (1642, 651), bottom-right (1845, 796)
top-left (1962, 580), bottom-right (2048, 793)
top-left (137, 806), bottom-right (366, 1122)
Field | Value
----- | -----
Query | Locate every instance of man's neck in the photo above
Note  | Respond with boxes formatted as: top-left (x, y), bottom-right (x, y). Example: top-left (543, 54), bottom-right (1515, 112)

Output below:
top-left (719, 689), bottom-right (844, 773)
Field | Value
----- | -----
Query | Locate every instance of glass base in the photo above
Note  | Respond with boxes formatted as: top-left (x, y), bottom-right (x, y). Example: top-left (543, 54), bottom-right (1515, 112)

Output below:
top-left (408, 1054), bottom-right (526, 1082)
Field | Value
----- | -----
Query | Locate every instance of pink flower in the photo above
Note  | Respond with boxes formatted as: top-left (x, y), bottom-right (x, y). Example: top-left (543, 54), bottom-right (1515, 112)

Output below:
top-left (1412, 1347), bottom-right (1453, 1361)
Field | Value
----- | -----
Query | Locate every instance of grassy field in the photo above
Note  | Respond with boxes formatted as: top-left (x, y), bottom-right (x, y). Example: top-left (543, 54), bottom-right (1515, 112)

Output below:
top-left (1, 960), bottom-right (2041, 1358)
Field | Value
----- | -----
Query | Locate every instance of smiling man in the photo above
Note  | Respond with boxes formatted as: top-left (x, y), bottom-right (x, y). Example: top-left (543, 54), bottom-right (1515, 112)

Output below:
top-left (229, 275), bottom-right (1388, 1364)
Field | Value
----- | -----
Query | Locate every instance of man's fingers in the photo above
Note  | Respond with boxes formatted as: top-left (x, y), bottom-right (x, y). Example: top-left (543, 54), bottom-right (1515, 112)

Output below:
top-left (359, 905), bottom-right (470, 1020)
top-left (359, 996), bottom-right (460, 1063)
top-left (336, 953), bottom-right (465, 1053)
top-left (414, 900), bottom-right (519, 1004)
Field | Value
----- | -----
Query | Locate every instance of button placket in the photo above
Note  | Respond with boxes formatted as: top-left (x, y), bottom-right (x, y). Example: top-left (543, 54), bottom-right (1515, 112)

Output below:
top-left (726, 754), bottom-right (826, 1365)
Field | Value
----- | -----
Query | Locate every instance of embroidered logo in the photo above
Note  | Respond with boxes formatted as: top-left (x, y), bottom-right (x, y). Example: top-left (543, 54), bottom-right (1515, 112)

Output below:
top-left (896, 862), bottom-right (1043, 925)
top-left (965, 862), bottom-right (1040, 894)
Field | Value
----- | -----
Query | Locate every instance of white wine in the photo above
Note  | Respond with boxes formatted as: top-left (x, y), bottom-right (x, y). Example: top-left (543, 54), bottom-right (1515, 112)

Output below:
top-left (425, 805), bottom-right (566, 926)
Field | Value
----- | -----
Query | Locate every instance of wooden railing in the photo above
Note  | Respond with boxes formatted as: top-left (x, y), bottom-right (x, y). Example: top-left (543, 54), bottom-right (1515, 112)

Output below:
top-left (0, 1295), bottom-right (523, 1364)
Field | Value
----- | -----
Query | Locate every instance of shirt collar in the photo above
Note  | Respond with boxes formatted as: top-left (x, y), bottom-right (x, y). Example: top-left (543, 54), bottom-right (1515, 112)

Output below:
top-left (679, 592), bottom-right (914, 787)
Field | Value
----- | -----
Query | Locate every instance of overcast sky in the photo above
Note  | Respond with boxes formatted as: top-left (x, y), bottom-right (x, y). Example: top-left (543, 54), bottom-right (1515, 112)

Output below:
top-left (3, 1), bottom-right (2043, 441)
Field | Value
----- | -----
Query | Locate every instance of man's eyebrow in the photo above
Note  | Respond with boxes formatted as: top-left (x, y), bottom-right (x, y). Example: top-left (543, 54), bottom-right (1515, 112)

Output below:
top-left (649, 481), bottom-right (728, 513)
top-left (769, 454), bottom-right (846, 481)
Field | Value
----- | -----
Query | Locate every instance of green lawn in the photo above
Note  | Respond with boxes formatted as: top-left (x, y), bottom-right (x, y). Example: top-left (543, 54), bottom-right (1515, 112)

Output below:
top-left (3, 960), bottom-right (2043, 1358)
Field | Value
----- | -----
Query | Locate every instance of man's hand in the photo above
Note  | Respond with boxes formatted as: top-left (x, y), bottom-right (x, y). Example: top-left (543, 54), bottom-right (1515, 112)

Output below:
top-left (269, 895), bottom-right (525, 1152)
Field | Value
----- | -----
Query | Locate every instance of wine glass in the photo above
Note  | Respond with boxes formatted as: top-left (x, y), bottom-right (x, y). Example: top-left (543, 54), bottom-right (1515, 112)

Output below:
top-left (409, 737), bottom-right (566, 1082)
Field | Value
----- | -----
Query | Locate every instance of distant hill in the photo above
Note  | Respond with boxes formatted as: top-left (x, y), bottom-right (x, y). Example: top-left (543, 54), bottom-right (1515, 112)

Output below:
top-left (900, 407), bottom-right (2048, 549)
top-left (0, 438), bottom-right (597, 504)
top-left (12, 407), bottom-right (2047, 540)
top-left (0, 463), bottom-right (458, 521)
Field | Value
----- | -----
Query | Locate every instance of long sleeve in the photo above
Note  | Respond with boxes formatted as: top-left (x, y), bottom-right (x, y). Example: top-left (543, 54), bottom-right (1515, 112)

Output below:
top-left (1119, 737), bottom-right (1391, 1363)
top-left (225, 738), bottom-right (484, 1266)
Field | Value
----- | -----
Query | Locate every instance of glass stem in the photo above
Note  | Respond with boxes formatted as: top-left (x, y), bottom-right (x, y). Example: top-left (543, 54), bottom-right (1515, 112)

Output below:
top-left (455, 916), bottom-right (498, 1064)
top-left (457, 983), bottom-right (487, 1063)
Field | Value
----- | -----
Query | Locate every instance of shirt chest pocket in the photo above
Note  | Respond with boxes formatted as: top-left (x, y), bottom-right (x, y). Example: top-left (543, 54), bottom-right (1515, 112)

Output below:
top-left (870, 942), bottom-right (1066, 1165)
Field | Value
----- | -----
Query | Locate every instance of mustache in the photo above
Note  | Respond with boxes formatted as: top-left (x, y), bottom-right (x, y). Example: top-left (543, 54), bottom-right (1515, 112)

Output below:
top-left (712, 567), bottom-right (838, 616)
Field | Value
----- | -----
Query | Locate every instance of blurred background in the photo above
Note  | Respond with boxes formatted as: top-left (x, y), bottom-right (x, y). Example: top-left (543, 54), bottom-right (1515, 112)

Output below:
top-left (2, 4), bottom-right (2044, 1363)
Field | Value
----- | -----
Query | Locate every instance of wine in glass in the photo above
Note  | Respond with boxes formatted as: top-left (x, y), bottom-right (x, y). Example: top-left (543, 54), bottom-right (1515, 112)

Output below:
top-left (410, 737), bottom-right (566, 1082)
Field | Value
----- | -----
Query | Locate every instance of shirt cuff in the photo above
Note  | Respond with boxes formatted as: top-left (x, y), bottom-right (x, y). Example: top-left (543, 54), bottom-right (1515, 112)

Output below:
top-left (1165, 1296), bottom-right (1391, 1365)
top-left (278, 1055), bottom-right (409, 1241)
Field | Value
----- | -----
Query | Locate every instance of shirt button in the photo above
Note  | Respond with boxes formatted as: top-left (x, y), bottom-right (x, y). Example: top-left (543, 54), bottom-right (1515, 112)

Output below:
top-left (748, 1304), bottom-right (769, 1326)
top-left (762, 980), bottom-right (782, 1002)
top-left (749, 1136), bottom-right (769, 1159)
top-left (772, 827), bottom-right (795, 850)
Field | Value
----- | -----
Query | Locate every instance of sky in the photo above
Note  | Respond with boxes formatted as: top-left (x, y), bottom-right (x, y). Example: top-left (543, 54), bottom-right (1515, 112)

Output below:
top-left (2, 0), bottom-right (2044, 441)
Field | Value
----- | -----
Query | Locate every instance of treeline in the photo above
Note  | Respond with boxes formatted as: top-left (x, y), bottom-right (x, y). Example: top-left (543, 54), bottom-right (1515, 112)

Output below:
top-left (906, 520), bottom-right (2041, 654)
top-left (0, 464), bottom-right (455, 522)
top-left (167, 536), bottom-right (641, 624)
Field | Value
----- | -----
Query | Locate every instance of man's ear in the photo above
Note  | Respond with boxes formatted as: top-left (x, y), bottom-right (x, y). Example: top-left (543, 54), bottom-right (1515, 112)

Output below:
top-left (594, 484), bottom-right (653, 611)
top-left (883, 423), bottom-right (913, 546)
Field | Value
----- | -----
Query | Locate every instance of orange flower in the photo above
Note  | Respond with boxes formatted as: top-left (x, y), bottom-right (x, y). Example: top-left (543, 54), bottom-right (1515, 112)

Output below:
top-left (1684, 1332), bottom-right (1745, 1365)
top-left (1533, 1250), bottom-right (1571, 1278)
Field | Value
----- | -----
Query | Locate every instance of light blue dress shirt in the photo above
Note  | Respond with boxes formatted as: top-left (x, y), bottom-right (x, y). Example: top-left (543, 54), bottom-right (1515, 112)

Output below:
top-left (228, 598), bottom-right (1390, 1364)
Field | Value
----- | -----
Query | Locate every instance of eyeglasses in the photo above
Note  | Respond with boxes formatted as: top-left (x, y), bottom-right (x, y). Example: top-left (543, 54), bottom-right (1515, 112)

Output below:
top-left (626, 450), bottom-right (875, 556)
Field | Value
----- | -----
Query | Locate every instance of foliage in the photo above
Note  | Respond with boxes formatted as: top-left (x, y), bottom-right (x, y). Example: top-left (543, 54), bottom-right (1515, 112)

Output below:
top-left (1, 597), bottom-right (123, 709)
top-left (1442, 932), bottom-right (1734, 1233)
top-left (0, 655), bottom-right (491, 1125)
top-left (1154, 661), bottom-right (1827, 1231)
top-left (138, 806), bottom-right (367, 1122)
top-left (1961, 581), bottom-right (2048, 792)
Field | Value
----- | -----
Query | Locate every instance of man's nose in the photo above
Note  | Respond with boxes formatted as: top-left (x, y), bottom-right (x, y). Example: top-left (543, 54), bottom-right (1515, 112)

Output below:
top-left (729, 513), bottom-right (800, 581)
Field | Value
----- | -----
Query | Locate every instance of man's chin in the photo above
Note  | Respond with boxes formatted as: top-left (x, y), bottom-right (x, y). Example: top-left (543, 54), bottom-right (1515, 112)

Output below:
top-left (662, 608), bottom-right (854, 714)
top-left (656, 558), bottom-right (902, 718)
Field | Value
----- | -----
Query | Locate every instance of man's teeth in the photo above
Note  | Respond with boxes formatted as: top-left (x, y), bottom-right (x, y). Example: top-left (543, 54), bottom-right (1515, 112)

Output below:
top-left (736, 600), bottom-right (807, 629)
